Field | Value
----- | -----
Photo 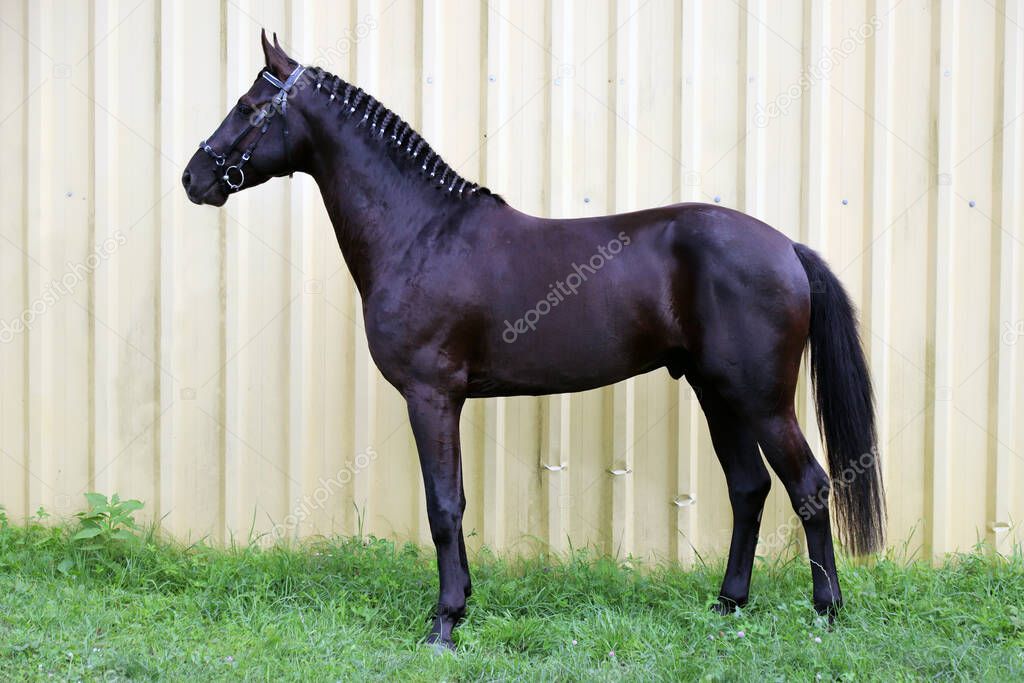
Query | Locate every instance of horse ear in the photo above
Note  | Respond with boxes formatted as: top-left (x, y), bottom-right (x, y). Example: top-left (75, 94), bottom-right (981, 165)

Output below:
top-left (261, 28), bottom-right (274, 65)
top-left (260, 29), bottom-right (292, 77)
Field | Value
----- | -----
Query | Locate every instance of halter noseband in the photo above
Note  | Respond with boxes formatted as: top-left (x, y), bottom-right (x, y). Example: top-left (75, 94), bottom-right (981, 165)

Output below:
top-left (199, 64), bottom-right (306, 192)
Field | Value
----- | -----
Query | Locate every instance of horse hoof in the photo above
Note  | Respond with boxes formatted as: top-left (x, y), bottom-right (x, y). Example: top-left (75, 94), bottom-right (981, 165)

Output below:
top-left (424, 635), bottom-right (456, 654)
top-left (814, 600), bottom-right (842, 623)
top-left (711, 596), bottom-right (745, 615)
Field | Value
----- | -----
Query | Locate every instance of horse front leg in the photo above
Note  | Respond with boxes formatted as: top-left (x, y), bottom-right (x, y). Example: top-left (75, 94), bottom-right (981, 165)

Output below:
top-left (405, 387), bottom-right (469, 651)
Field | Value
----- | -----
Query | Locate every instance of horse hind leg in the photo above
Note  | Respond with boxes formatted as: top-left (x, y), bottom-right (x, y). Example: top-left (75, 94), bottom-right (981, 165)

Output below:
top-left (693, 384), bottom-right (771, 612)
top-left (690, 317), bottom-right (841, 613)
top-left (752, 409), bottom-right (841, 614)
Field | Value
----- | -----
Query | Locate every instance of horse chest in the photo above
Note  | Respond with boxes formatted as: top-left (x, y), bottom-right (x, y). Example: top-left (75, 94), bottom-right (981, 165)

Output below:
top-left (359, 292), bottom-right (470, 391)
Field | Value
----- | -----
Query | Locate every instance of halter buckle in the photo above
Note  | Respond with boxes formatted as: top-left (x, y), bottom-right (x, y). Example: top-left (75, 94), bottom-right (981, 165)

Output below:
top-left (201, 141), bottom-right (226, 166)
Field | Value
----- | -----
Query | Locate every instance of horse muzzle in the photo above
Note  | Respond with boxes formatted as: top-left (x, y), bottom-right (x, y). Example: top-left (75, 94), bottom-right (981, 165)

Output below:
top-left (182, 162), bottom-right (229, 207)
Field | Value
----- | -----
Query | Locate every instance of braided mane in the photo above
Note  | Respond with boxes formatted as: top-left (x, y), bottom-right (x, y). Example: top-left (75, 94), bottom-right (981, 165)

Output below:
top-left (303, 66), bottom-right (504, 204)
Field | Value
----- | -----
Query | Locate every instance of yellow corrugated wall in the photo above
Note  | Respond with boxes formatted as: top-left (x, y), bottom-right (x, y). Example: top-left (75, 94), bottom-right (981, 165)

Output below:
top-left (0, 0), bottom-right (1021, 562)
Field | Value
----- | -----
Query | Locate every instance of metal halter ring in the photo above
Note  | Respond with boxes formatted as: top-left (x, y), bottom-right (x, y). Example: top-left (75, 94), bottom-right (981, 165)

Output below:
top-left (222, 165), bottom-right (245, 191)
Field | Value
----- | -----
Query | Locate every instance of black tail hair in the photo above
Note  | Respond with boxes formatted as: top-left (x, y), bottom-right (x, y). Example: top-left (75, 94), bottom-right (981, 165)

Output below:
top-left (793, 243), bottom-right (886, 556)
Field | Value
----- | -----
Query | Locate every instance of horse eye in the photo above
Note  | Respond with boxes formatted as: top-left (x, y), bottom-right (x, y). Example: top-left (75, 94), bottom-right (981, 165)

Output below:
top-left (237, 103), bottom-right (254, 116)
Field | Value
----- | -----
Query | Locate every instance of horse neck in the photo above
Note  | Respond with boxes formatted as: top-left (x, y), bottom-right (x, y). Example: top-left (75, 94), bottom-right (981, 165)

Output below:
top-left (301, 102), bottom-right (456, 297)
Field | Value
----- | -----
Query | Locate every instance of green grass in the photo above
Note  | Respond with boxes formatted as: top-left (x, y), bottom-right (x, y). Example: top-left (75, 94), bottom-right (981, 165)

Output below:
top-left (0, 520), bottom-right (1022, 681)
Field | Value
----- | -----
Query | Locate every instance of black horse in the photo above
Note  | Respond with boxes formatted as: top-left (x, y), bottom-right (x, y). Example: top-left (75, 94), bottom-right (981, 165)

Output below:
top-left (183, 32), bottom-right (885, 650)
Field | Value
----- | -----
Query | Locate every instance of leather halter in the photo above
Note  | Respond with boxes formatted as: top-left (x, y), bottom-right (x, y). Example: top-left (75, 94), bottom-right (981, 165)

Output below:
top-left (198, 64), bottom-right (306, 192)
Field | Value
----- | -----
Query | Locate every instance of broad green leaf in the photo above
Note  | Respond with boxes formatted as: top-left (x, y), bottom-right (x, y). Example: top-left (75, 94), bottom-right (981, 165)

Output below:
top-left (83, 492), bottom-right (108, 509)
top-left (120, 500), bottom-right (144, 513)
top-left (72, 527), bottom-right (103, 540)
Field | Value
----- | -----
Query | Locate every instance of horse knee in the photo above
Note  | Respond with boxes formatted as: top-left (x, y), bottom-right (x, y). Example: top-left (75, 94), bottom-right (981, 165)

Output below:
top-left (427, 501), bottom-right (463, 546)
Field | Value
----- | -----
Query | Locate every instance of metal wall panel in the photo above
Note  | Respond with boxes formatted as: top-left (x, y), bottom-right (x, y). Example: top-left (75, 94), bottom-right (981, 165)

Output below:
top-left (1, 0), bottom-right (1020, 561)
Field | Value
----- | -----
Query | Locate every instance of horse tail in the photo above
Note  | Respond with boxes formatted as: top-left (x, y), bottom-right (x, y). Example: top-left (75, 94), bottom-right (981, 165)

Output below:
top-left (793, 242), bottom-right (886, 556)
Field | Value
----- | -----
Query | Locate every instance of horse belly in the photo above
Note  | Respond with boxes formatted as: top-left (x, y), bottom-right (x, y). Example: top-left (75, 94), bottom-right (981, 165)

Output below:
top-left (468, 298), bottom-right (684, 397)
top-left (463, 215), bottom-right (695, 397)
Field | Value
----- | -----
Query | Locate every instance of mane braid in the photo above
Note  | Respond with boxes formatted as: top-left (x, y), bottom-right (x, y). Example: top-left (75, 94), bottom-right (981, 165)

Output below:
top-left (349, 89), bottom-right (365, 113)
top-left (394, 122), bottom-right (410, 146)
top-left (379, 112), bottom-right (395, 138)
top-left (369, 104), bottom-right (384, 131)
top-left (421, 150), bottom-right (436, 172)
top-left (304, 66), bottom-right (503, 203)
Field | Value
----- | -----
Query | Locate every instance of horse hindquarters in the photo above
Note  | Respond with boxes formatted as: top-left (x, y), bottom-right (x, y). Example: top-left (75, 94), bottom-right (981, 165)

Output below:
top-left (685, 239), bottom-right (880, 614)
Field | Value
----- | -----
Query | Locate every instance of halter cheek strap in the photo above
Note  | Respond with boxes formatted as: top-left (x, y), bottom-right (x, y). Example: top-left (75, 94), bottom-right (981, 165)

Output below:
top-left (199, 64), bottom-right (306, 193)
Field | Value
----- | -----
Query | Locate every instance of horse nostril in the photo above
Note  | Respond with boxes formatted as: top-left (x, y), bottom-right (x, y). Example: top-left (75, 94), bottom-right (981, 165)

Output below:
top-left (181, 169), bottom-right (192, 189)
